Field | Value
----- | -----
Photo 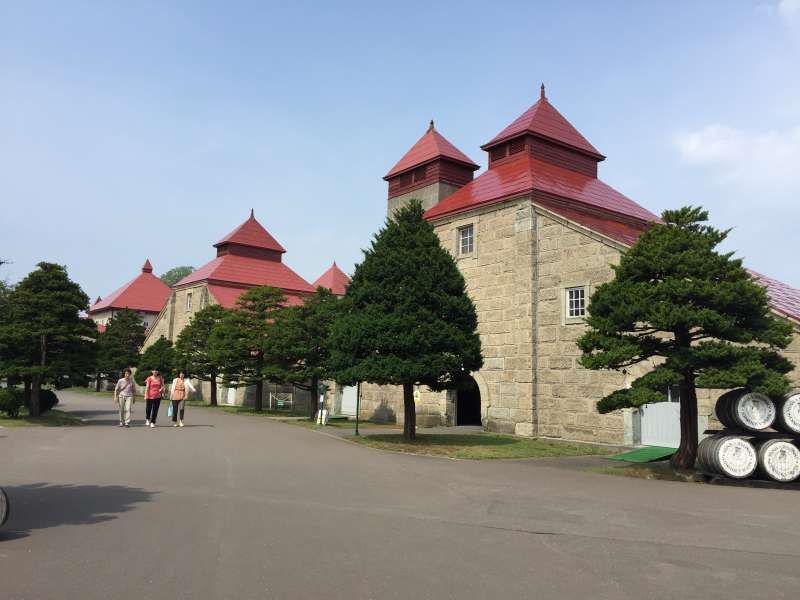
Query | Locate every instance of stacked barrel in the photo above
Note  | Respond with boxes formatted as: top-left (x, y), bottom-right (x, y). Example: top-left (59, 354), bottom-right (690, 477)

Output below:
top-left (698, 389), bottom-right (800, 483)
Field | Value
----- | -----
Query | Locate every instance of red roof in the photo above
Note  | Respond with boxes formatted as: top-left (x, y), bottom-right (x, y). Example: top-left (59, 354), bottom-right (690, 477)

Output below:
top-left (424, 154), bottom-right (658, 223)
top-left (385, 122), bottom-right (479, 179)
top-left (89, 259), bottom-right (171, 315)
top-left (313, 262), bottom-right (351, 296)
top-left (177, 254), bottom-right (315, 294)
top-left (214, 210), bottom-right (286, 253)
top-left (535, 199), bottom-right (650, 247)
top-left (207, 284), bottom-right (305, 309)
top-left (748, 270), bottom-right (800, 323)
top-left (483, 89), bottom-right (603, 159)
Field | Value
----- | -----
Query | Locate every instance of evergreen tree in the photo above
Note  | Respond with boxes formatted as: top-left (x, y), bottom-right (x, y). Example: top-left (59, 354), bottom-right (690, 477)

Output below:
top-left (136, 336), bottom-right (176, 385)
top-left (174, 304), bottom-right (229, 406)
top-left (95, 308), bottom-right (146, 389)
top-left (209, 286), bottom-right (285, 412)
top-left (578, 206), bottom-right (794, 469)
top-left (0, 262), bottom-right (92, 416)
top-left (269, 287), bottom-right (341, 418)
top-left (160, 266), bottom-right (195, 287)
top-left (329, 201), bottom-right (482, 440)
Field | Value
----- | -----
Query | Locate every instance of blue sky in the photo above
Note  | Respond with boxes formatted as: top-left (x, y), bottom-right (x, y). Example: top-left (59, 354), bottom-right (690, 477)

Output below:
top-left (2, 0), bottom-right (799, 300)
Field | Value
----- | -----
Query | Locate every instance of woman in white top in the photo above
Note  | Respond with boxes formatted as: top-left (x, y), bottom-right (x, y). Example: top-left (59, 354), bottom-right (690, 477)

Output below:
top-left (169, 370), bottom-right (196, 427)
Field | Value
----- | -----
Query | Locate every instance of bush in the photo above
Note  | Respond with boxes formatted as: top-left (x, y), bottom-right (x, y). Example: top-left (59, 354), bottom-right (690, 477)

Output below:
top-left (0, 388), bottom-right (24, 418)
top-left (23, 389), bottom-right (59, 415)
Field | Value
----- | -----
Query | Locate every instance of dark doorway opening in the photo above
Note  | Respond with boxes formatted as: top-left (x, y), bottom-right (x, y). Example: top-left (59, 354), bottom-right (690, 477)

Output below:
top-left (456, 378), bottom-right (482, 426)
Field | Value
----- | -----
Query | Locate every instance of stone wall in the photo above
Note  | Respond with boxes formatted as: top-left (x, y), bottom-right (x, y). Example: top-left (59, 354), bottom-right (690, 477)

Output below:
top-left (143, 284), bottom-right (209, 348)
top-left (532, 209), bottom-right (632, 444)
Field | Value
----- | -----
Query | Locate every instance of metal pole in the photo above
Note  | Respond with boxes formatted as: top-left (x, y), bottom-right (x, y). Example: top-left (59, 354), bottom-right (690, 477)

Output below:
top-left (355, 382), bottom-right (361, 436)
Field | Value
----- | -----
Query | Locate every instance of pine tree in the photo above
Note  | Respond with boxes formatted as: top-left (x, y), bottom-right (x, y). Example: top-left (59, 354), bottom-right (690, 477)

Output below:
top-left (329, 201), bottom-right (482, 440)
top-left (95, 308), bottom-right (146, 389)
top-left (269, 287), bottom-right (341, 418)
top-left (136, 336), bottom-right (176, 385)
top-left (0, 262), bottom-right (92, 416)
top-left (174, 304), bottom-right (229, 406)
top-left (160, 266), bottom-right (195, 287)
top-left (578, 206), bottom-right (794, 469)
top-left (209, 286), bottom-right (285, 412)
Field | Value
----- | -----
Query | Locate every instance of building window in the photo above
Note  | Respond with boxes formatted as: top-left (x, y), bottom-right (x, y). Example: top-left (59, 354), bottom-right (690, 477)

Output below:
top-left (458, 224), bottom-right (474, 255)
top-left (508, 138), bottom-right (525, 155)
top-left (200, 288), bottom-right (208, 310)
top-left (412, 165), bottom-right (427, 183)
top-left (490, 145), bottom-right (507, 162)
top-left (566, 286), bottom-right (586, 318)
top-left (186, 291), bottom-right (193, 312)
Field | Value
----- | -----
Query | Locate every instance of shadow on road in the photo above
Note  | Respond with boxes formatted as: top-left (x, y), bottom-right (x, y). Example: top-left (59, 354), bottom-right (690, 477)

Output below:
top-left (0, 483), bottom-right (157, 541)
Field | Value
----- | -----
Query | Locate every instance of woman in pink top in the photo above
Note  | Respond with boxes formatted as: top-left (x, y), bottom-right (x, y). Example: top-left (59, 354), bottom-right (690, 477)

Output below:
top-left (144, 369), bottom-right (164, 428)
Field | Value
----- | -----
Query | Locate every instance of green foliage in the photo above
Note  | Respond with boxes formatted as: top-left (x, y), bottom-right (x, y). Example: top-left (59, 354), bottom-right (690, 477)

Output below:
top-left (96, 308), bottom-right (146, 379)
top-left (160, 266), bottom-right (195, 287)
top-left (330, 201), bottom-right (482, 389)
top-left (209, 286), bottom-right (286, 388)
top-left (269, 287), bottom-right (341, 386)
top-left (0, 262), bottom-right (93, 416)
top-left (136, 336), bottom-right (175, 384)
top-left (578, 206), bottom-right (793, 413)
top-left (175, 304), bottom-right (228, 380)
top-left (0, 388), bottom-right (24, 418)
top-left (27, 389), bottom-right (59, 414)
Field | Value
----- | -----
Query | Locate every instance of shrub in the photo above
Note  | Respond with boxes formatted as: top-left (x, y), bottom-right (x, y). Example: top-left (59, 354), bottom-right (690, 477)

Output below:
top-left (23, 389), bottom-right (60, 415)
top-left (0, 388), bottom-right (24, 418)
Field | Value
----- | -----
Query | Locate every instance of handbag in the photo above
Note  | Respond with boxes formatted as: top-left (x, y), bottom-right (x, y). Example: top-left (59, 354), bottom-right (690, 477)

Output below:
top-left (167, 401), bottom-right (174, 417)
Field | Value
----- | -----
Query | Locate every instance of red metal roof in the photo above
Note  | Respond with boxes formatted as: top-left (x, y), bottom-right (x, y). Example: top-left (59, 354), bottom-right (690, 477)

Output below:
top-left (483, 90), bottom-right (604, 159)
top-left (424, 154), bottom-right (658, 223)
top-left (177, 254), bottom-right (315, 294)
top-left (747, 270), bottom-right (800, 324)
top-left (214, 210), bottom-right (286, 253)
top-left (312, 261), bottom-right (351, 296)
top-left (535, 199), bottom-right (650, 247)
top-left (89, 259), bottom-right (171, 315)
top-left (385, 122), bottom-right (479, 179)
top-left (207, 284), bottom-right (306, 309)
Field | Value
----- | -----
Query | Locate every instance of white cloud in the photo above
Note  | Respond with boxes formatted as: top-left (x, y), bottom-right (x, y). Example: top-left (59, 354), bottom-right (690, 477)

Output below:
top-left (674, 124), bottom-right (800, 189)
top-left (779, 0), bottom-right (800, 22)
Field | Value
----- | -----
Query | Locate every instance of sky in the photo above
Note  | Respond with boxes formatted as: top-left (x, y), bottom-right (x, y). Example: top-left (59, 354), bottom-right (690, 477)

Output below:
top-left (1, 0), bottom-right (799, 301)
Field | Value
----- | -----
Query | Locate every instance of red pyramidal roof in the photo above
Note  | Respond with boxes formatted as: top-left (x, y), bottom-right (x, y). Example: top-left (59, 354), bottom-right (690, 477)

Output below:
top-left (424, 154), bottom-right (658, 224)
top-left (385, 122), bottom-right (479, 179)
top-left (214, 209), bottom-right (286, 253)
top-left (748, 270), bottom-right (800, 323)
top-left (313, 262), bottom-right (351, 296)
top-left (483, 86), bottom-right (604, 159)
top-left (89, 259), bottom-right (171, 314)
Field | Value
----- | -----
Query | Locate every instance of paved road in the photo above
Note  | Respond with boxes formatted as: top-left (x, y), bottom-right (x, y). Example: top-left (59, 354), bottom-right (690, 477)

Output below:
top-left (2, 391), bottom-right (799, 599)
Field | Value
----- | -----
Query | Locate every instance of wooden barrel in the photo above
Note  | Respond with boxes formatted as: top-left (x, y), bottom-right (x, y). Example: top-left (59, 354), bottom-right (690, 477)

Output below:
top-left (697, 435), bottom-right (757, 479)
top-left (0, 487), bottom-right (8, 528)
top-left (774, 389), bottom-right (800, 435)
top-left (714, 389), bottom-right (775, 431)
top-left (755, 439), bottom-right (800, 482)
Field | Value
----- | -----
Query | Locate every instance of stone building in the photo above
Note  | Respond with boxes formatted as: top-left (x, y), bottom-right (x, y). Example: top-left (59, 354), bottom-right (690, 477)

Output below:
top-left (88, 259), bottom-right (172, 332)
top-left (143, 211), bottom-right (343, 408)
top-left (359, 86), bottom-right (800, 446)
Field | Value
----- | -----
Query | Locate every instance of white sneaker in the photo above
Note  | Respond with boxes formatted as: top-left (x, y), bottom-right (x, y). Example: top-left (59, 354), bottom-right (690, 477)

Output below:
top-left (145, 419), bottom-right (150, 426)
top-left (173, 423), bottom-right (178, 427)
top-left (178, 421), bottom-right (184, 428)
top-left (150, 422), bottom-right (155, 428)
top-left (119, 422), bottom-right (124, 427)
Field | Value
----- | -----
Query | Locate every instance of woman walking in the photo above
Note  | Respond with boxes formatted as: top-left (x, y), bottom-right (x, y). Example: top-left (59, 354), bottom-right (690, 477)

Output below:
top-left (113, 368), bottom-right (136, 427)
top-left (170, 370), bottom-right (195, 427)
top-left (144, 369), bottom-right (165, 428)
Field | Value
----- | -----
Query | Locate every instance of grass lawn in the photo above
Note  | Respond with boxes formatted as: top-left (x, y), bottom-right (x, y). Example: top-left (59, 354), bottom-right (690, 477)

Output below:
top-left (349, 433), bottom-right (612, 460)
top-left (591, 462), bottom-right (698, 483)
top-left (0, 408), bottom-right (85, 428)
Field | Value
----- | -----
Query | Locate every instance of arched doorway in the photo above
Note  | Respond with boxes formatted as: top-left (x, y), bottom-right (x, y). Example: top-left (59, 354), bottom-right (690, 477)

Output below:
top-left (456, 377), bottom-right (482, 426)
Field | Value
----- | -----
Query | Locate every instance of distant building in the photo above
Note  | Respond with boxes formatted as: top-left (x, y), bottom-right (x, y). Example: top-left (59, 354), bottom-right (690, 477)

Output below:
top-left (358, 86), bottom-right (800, 446)
top-left (312, 261), bottom-right (351, 296)
top-left (88, 259), bottom-right (171, 331)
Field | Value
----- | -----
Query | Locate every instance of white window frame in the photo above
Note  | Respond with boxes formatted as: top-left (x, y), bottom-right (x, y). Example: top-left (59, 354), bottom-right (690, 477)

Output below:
top-left (564, 286), bottom-right (587, 323)
top-left (458, 224), bottom-right (474, 255)
top-left (186, 291), bottom-right (193, 312)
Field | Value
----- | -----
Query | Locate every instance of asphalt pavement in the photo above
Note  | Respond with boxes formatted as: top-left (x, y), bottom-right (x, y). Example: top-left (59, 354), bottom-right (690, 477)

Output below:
top-left (2, 390), bottom-right (799, 600)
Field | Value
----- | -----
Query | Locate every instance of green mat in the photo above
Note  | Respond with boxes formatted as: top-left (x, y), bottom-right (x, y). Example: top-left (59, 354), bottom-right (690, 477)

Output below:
top-left (608, 446), bottom-right (676, 463)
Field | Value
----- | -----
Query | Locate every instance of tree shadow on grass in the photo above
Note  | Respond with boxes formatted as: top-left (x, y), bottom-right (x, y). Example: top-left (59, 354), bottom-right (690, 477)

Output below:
top-left (0, 483), bottom-right (156, 541)
top-left (365, 434), bottom-right (518, 447)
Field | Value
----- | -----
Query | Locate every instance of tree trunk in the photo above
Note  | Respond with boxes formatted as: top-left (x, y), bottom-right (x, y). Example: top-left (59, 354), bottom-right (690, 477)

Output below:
top-left (95, 373), bottom-right (101, 392)
top-left (209, 372), bottom-right (217, 406)
top-left (254, 380), bottom-right (263, 412)
top-left (309, 376), bottom-right (319, 420)
top-left (403, 383), bottom-right (416, 441)
top-left (671, 378), bottom-right (699, 470)
top-left (23, 377), bottom-right (32, 404)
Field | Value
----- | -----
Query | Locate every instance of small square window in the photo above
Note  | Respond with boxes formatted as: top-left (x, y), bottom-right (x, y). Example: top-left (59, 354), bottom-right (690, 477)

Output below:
top-left (458, 224), bottom-right (474, 255)
top-left (186, 292), bottom-right (193, 312)
top-left (566, 287), bottom-right (586, 318)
